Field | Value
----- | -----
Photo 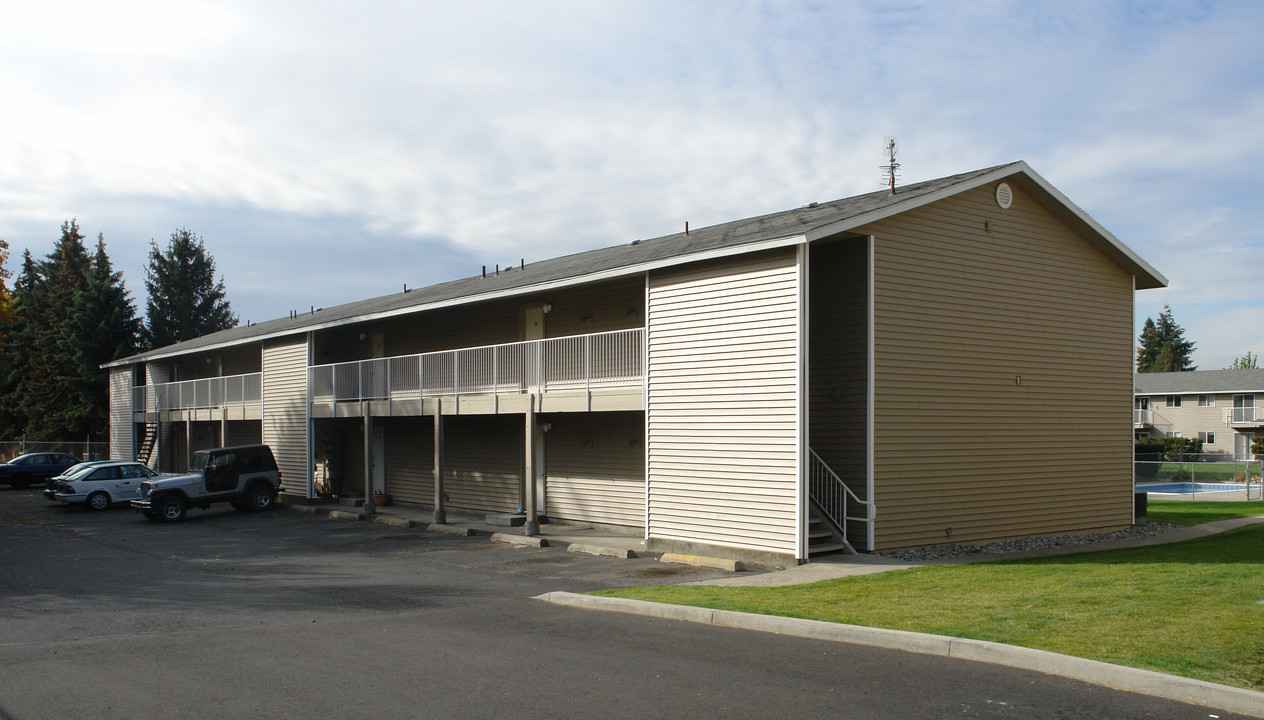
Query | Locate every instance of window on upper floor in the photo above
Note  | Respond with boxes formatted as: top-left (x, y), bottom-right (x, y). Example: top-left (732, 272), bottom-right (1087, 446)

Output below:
top-left (1166, 395), bottom-right (1182, 408)
top-left (1198, 394), bottom-right (1215, 407)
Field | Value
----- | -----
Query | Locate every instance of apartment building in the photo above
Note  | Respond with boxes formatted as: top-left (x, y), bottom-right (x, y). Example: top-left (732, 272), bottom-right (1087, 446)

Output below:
top-left (1134, 369), bottom-right (1264, 458)
top-left (105, 161), bottom-right (1164, 561)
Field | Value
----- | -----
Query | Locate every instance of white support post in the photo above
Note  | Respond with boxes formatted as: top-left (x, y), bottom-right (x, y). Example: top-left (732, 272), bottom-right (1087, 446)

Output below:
top-left (433, 398), bottom-right (445, 524)
top-left (524, 394), bottom-right (539, 536)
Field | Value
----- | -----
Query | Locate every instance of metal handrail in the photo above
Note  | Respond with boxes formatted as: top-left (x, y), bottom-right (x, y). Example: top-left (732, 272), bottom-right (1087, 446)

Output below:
top-left (131, 372), bottom-right (263, 413)
top-left (308, 328), bottom-right (644, 403)
top-left (807, 448), bottom-right (872, 552)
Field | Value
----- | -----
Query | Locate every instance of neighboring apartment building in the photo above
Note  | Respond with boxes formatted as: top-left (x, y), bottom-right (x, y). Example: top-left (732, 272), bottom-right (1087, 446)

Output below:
top-left (104, 161), bottom-right (1165, 562)
top-left (1134, 369), bottom-right (1264, 458)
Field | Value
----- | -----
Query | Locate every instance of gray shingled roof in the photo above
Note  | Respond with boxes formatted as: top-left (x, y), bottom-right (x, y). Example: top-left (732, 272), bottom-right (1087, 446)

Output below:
top-left (1134, 369), bottom-right (1264, 395)
top-left (109, 161), bottom-right (1162, 366)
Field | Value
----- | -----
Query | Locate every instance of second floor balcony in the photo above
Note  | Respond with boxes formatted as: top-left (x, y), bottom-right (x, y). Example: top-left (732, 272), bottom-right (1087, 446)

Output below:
top-left (308, 328), bottom-right (644, 416)
top-left (132, 372), bottom-right (263, 421)
top-left (1224, 407), bottom-right (1261, 425)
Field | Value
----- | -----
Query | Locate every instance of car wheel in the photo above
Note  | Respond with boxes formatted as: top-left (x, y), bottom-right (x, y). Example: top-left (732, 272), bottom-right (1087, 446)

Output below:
top-left (11, 474), bottom-right (32, 489)
top-left (244, 485), bottom-right (276, 512)
top-left (155, 495), bottom-right (186, 522)
top-left (87, 491), bottom-right (111, 511)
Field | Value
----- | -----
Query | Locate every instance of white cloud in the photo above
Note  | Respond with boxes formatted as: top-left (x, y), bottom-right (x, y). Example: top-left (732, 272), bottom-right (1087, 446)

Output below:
top-left (2, 0), bottom-right (1264, 335)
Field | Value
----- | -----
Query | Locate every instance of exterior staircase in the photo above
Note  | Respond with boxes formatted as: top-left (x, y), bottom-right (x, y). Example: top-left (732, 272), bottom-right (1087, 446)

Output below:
top-left (807, 503), bottom-right (854, 557)
top-left (136, 422), bottom-right (158, 466)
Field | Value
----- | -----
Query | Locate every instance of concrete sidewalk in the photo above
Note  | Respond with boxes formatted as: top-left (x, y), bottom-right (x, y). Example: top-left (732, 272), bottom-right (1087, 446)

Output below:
top-left (687, 513), bottom-right (1264, 587)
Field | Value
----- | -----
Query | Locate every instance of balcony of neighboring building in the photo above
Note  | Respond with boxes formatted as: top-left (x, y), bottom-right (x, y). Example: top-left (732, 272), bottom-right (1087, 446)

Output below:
top-left (1223, 406), bottom-right (1264, 427)
top-left (308, 328), bottom-right (644, 417)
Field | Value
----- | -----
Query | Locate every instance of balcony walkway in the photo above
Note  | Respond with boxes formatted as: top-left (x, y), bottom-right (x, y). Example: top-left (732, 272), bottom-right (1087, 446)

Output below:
top-left (309, 328), bottom-right (644, 417)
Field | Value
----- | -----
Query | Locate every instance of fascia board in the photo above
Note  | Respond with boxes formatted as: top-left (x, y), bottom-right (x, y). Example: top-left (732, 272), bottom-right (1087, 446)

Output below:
top-left (104, 232), bottom-right (808, 369)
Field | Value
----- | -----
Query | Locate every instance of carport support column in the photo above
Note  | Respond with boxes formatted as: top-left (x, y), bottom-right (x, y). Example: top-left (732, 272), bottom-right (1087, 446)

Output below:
top-left (524, 394), bottom-right (539, 536)
top-left (362, 413), bottom-right (375, 515)
top-left (433, 399), bottom-right (445, 525)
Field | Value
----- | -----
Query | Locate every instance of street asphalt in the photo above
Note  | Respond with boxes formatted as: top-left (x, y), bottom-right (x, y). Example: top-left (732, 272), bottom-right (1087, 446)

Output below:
top-left (1, 488), bottom-right (1259, 719)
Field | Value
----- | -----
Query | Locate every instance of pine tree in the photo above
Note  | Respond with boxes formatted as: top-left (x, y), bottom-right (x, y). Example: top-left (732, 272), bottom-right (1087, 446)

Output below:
top-left (59, 235), bottom-right (141, 437)
top-left (23, 221), bottom-right (92, 439)
top-left (1136, 305), bottom-right (1196, 373)
top-left (142, 229), bottom-right (237, 350)
top-left (0, 248), bottom-right (30, 437)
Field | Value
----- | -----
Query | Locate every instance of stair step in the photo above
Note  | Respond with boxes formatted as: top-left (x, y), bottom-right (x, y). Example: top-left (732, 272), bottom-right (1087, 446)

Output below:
top-left (808, 542), bottom-right (847, 556)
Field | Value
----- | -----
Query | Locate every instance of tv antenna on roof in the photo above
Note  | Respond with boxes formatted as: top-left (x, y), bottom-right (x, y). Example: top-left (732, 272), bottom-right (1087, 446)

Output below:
top-left (881, 137), bottom-right (900, 195)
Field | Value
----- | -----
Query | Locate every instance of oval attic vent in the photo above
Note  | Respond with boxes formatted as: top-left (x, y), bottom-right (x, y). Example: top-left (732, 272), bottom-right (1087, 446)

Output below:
top-left (995, 182), bottom-right (1013, 209)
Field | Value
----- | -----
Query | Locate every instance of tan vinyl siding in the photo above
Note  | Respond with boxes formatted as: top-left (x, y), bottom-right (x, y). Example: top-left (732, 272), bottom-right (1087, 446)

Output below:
top-left (443, 415), bottom-right (520, 512)
top-left (544, 411), bottom-right (645, 527)
top-left (109, 367), bottom-right (133, 460)
top-left (220, 345), bottom-right (262, 376)
top-left (383, 416), bottom-right (435, 505)
top-left (646, 249), bottom-right (801, 557)
top-left (860, 182), bottom-right (1134, 550)
top-left (262, 337), bottom-right (309, 494)
top-left (225, 421), bottom-right (262, 447)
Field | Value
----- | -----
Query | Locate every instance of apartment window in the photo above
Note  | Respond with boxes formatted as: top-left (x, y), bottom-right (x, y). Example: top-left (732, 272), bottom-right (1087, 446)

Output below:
top-left (1135, 397), bottom-right (1150, 410)
top-left (1172, 431), bottom-right (1182, 438)
top-left (1166, 395), bottom-right (1182, 408)
top-left (1199, 431), bottom-right (1216, 445)
top-left (1198, 394), bottom-right (1215, 407)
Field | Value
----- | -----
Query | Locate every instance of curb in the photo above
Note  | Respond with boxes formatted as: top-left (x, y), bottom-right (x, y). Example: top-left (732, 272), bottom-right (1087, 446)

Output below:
top-left (535, 592), bottom-right (1264, 718)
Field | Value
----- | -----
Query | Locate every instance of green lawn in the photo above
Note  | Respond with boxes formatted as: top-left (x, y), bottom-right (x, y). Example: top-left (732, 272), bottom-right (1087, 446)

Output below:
top-left (1148, 499), bottom-right (1264, 526)
top-left (597, 520), bottom-right (1264, 690)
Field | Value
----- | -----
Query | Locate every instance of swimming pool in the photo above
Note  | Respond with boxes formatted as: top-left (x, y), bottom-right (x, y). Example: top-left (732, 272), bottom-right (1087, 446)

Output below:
top-left (1136, 482), bottom-right (1248, 494)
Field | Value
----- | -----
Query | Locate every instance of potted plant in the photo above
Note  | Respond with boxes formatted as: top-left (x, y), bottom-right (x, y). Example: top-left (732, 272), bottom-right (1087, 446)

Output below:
top-left (372, 490), bottom-right (392, 507)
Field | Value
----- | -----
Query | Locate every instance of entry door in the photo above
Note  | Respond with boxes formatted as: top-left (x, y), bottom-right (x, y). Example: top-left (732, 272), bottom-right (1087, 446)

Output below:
top-left (523, 305), bottom-right (546, 340)
top-left (1236, 432), bottom-right (1254, 460)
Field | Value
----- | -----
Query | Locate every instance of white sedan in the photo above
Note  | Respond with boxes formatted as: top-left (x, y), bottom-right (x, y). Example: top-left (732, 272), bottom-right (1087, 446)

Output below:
top-left (53, 462), bottom-right (163, 510)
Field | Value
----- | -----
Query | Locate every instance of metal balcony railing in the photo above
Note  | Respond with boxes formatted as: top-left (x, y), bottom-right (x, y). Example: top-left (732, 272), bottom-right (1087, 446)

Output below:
top-left (1224, 407), bottom-right (1259, 424)
top-left (308, 328), bottom-right (644, 404)
top-left (131, 373), bottom-right (263, 413)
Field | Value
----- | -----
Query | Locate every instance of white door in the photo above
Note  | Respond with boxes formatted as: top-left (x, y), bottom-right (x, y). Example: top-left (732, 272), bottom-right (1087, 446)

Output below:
top-left (1236, 432), bottom-right (1254, 460)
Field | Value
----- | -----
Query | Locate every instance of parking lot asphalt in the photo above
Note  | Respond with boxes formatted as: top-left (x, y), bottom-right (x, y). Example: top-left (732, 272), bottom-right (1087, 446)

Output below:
top-left (2, 488), bottom-right (1256, 720)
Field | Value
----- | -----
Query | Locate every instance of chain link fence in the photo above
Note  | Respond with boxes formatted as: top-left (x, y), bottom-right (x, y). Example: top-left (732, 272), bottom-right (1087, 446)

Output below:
top-left (0, 440), bottom-right (111, 463)
top-left (1135, 454), bottom-right (1262, 500)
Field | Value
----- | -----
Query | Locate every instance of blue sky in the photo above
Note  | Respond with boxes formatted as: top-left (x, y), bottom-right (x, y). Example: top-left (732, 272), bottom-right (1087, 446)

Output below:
top-left (2, 1), bottom-right (1261, 368)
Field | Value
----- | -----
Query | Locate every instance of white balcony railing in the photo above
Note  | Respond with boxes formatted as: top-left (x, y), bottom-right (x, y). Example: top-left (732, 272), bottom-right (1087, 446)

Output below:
top-left (308, 328), bottom-right (644, 404)
top-left (1134, 408), bottom-right (1151, 425)
top-left (132, 373), bottom-right (263, 413)
top-left (1225, 407), bottom-right (1259, 424)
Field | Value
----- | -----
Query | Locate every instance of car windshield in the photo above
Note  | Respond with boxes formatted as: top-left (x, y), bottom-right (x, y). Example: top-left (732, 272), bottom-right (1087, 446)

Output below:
top-left (10, 454), bottom-right (38, 466)
top-left (189, 451), bottom-right (210, 472)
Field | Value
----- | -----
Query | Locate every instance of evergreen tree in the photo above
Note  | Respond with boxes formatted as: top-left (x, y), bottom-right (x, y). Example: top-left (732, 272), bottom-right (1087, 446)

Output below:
top-left (23, 221), bottom-right (92, 439)
top-left (1227, 352), bottom-right (1258, 370)
top-left (0, 238), bottom-right (14, 348)
top-left (59, 234), bottom-right (141, 437)
top-left (142, 229), bottom-right (237, 350)
top-left (1136, 305), bottom-right (1196, 373)
top-left (0, 248), bottom-right (29, 437)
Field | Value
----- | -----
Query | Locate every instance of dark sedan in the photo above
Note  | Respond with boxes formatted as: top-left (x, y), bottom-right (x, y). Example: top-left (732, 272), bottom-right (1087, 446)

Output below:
top-left (0, 452), bottom-right (82, 488)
